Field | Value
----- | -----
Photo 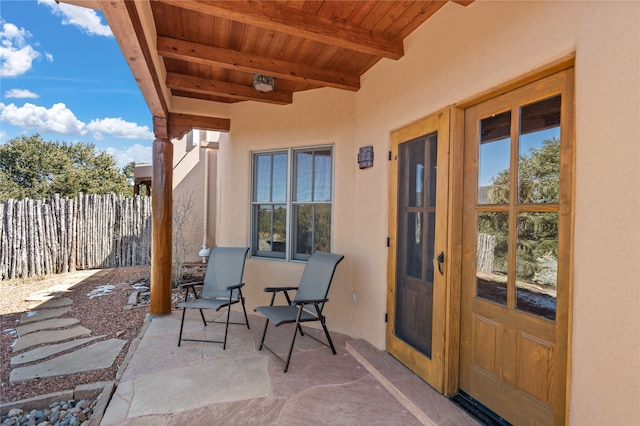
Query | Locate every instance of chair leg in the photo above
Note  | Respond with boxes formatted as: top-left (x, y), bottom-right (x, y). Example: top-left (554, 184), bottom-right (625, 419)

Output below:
top-left (178, 307), bottom-right (187, 346)
top-left (259, 318), bottom-right (270, 350)
top-left (240, 293), bottom-right (250, 329)
top-left (320, 316), bottom-right (337, 355)
top-left (284, 307), bottom-right (304, 373)
top-left (198, 309), bottom-right (207, 326)
top-left (223, 303), bottom-right (232, 350)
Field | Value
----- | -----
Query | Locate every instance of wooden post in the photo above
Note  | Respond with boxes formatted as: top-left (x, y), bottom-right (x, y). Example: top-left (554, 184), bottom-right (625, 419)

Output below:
top-left (150, 118), bottom-right (173, 316)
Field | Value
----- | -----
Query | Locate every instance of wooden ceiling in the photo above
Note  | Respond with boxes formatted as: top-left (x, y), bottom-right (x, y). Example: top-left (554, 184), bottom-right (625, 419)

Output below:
top-left (67, 1), bottom-right (472, 137)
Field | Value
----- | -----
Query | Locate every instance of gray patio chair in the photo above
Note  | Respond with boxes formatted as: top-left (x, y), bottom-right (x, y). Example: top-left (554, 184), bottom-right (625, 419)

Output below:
top-left (177, 246), bottom-right (249, 349)
top-left (254, 251), bottom-right (344, 372)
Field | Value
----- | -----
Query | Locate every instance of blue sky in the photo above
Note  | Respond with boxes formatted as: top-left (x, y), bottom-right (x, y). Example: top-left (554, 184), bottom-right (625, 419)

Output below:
top-left (0, 0), bottom-right (153, 167)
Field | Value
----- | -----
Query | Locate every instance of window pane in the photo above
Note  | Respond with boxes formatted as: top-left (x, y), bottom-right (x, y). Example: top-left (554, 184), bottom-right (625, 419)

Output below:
top-left (476, 212), bottom-right (508, 305)
top-left (314, 204), bottom-right (331, 252)
top-left (519, 95), bottom-right (561, 204)
top-left (255, 204), bottom-right (286, 256)
top-left (313, 150), bottom-right (332, 202)
top-left (295, 204), bottom-right (313, 256)
top-left (255, 155), bottom-right (271, 202)
top-left (295, 151), bottom-right (313, 202)
top-left (272, 153), bottom-right (288, 202)
top-left (516, 212), bottom-right (558, 320)
top-left (478, 111), bottom-right (511, 205)
top-left (407, 139), bottom-right (425, 208)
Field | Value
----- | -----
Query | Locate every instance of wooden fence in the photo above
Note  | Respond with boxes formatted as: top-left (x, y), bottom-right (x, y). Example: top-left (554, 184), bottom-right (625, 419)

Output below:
top-left (0, 193), bottom-right (151, 280)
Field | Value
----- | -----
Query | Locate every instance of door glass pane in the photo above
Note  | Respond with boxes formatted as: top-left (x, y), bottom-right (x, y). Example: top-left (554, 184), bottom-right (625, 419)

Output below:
top-left (426, 133), bottom-right (438, 208)
top-left (406, 212), bottom-right (423, 279)
top-left (476, 212), bottom-right (508, 305)
top-left (516, 212), bottom-right (558, 320)
top-left (479, 111), bottom-right (511, 205)
top-left (519, 95), bottom-right (561, 204)
top-left (407, 139), bottom-right (425, 208)
top-left (426, 211), bottom-right (435, 283)
top-left (313, 150), bottom-right (332, 202)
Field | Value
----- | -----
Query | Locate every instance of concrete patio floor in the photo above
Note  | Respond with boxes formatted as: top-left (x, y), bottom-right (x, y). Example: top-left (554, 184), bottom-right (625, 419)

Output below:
top-left (101, 309), bottom-right (478, 425)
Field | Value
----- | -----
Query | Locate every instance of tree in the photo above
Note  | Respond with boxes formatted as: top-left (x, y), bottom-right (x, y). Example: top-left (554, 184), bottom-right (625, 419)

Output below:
top-left (0, 134), bottom-right (133, 202)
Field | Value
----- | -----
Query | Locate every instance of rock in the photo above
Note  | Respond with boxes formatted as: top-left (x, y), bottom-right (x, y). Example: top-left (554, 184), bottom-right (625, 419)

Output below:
top-left (7, 409), bottom-right (23, 417)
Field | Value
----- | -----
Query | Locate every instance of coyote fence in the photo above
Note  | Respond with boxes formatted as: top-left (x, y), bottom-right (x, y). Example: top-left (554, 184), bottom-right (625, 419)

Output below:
top-left (0, 193), bottom-right (152, 280)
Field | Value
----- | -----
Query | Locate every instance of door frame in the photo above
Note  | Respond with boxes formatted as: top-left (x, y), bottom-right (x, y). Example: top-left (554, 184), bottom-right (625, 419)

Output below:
top-left (386, 55), bottom-right (575, 413)
top-left (386, 106), bottom-right (451, 392)
top-left (443, 53), bottom-right (575, 412)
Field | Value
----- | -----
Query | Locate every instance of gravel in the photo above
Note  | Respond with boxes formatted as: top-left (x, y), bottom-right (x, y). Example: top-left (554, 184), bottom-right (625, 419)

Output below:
top-left (0, 267), bottom-right (150, 404)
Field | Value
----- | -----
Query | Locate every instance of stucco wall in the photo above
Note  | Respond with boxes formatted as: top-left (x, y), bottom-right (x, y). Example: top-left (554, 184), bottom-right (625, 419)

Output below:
top-left (216, 1), bottom-right (640, 424)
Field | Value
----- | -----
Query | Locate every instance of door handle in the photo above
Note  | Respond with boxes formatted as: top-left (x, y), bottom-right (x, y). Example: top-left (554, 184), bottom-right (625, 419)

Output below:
top-left (437, 252), bottom-right (445, 275)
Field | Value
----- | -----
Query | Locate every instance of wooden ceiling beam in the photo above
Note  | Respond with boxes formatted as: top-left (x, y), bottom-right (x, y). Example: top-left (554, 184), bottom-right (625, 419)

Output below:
top-left (157, 36), bottom-right (360, 92)
top-left (166, 73), bottom-right (293, 105)
top-left (167, 113), bottom-right (230, 140)
top-left (159, 0), bottom-right (404, 59)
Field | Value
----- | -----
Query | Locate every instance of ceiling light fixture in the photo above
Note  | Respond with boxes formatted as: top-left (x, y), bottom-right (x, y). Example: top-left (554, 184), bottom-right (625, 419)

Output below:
top-left (253, 74), bottom-right (275, 92)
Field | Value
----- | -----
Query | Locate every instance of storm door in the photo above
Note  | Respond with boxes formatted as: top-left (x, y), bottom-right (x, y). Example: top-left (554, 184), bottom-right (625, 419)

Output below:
top-left (387, 109), bottom-right (450, 391)
top-left (459, 69), bottom-right (574, 425)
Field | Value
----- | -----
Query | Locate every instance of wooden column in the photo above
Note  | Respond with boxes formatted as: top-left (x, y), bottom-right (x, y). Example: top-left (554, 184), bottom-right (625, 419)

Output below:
top-left (150, 128), bottom-right (173, 316)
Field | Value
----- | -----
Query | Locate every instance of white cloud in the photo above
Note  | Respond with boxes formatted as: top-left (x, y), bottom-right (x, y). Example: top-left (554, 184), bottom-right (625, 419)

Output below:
top-left (0, 21), bottom-right (41, 77)
top-left (87, 117), bottom-right (154, 140)
top-left (0, 102), bottom-right (153, 142)
top-left (5, 89), bottom-right (39, 99)
top-left (0, 102), bottom-right (85, 135)
top-left (45, 52), bottom-right (54, 62)
top-left (105, 144), bottom-right (152, 168)
top-left (38, 0), bottom-right (112, 37)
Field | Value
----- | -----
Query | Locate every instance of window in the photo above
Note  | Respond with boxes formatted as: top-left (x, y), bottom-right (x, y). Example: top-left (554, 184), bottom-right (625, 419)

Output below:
top-left (251, 146), bottom-right (333, 260)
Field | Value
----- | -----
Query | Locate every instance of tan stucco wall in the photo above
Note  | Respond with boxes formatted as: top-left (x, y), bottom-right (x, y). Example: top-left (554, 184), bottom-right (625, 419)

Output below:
top-left (172, 131), bottom-right (218, 263)
top-left (215, 1), bottom-right (640, 424)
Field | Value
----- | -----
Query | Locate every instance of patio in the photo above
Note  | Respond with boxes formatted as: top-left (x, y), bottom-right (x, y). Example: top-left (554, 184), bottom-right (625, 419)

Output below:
top-left (101, 310), bottom-right (478, 425)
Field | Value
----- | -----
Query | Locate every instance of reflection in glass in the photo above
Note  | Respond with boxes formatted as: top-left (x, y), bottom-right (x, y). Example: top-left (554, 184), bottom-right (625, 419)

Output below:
top-left (406, 212), bottom-right (423, 279)
top-left (313, 150), bottom-right (332, 201)
top-left (519, 95), bottom-right (561, 204)
top-left (294, 204), bottom-right (331, 256)
top-left (295, 151), bottom-right (313, 202)
top-left (478, 111), bottom-right (511, 205)
top-left (476, 212), bottom-right (508, 305)
top-left (255, 204), bottom-right (287, 255)
top-left (426, 212), bottom-right (435, 283)
top-left (407, 140), bottom-right (425, 208)
top-left (255, 153), bottom-right (287, 202)
top-left (516, 212), bottom-right (558, 320)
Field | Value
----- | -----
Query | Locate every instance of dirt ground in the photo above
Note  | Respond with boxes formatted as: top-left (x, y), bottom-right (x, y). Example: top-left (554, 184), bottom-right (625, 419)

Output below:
top-left (0, 266), bottom-right (151, 403)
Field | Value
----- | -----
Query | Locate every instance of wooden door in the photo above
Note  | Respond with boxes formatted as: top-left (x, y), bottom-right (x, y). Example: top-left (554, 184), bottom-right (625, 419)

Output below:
top-left (459, 69), bottom-right (574, 425)
top-left (387, 109), bottom-right (450, 391)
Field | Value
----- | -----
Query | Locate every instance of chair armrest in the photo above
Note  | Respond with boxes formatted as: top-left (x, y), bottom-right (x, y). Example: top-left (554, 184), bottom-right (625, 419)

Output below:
top-left (225, 283), bottom-right (245, 290)
top-left (178, 281), bottom-right (203, 289)
top-left (263, 286), bottom-right (298, 293)
top-left (294, 298), bottom-right (329, 305)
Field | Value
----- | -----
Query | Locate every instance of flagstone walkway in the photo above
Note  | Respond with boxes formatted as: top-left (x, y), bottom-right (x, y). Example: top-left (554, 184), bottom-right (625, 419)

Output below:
top-left (8, 270), bottom-right (128, 384)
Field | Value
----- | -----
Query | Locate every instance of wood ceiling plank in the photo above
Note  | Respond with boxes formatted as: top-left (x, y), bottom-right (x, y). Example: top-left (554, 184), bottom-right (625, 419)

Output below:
top-left (166, 72), bottom-right (293, 105)
top-left (157, 36), bottom-right (360, 91)
top-left (160, 0), bottom-right (404, 59)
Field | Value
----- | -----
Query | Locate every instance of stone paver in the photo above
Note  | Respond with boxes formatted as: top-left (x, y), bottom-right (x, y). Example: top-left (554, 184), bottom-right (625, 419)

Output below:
top-left (11, 335), bottom-right (105, 366)
top-left (10, 338), bottom-right (126, 382)
top-left (19, 306), bottom-right (71, 324)
top-left (12, 325), bottom-right (91, 352)
top-left (15, 317), bottom-right (79, 337)
top-left (34, 297), bottom-right (73, 308)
